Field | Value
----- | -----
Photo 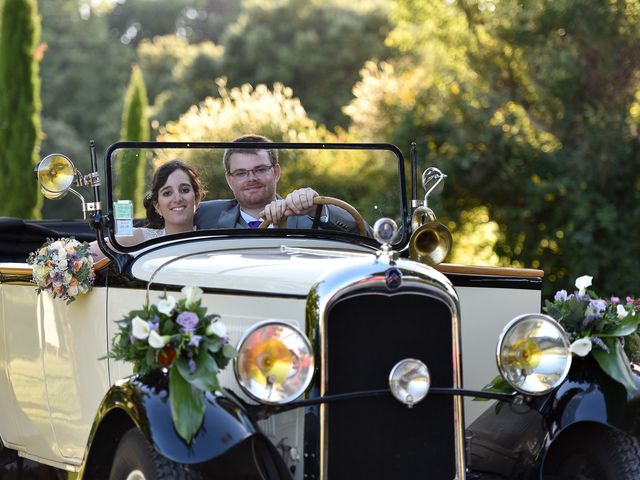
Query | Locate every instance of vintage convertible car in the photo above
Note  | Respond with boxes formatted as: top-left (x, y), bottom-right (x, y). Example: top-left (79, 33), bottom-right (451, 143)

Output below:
top-left (0, 140), bottom-right (638, 480)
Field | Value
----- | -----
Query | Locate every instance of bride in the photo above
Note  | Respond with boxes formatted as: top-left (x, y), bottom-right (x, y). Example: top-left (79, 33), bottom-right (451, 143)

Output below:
top-left (91, 160), bottom-right (206, 260)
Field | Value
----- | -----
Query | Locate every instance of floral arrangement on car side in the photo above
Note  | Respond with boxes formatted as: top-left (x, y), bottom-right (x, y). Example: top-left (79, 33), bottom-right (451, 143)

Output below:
top-left (544, 275), bottom-right (640, 393)
top-left (108, 285), bottom-right (237, 443)
top-left (27, 237), bottom-right (95, 304)
top-left (484, 275), bottom-right (640, 396)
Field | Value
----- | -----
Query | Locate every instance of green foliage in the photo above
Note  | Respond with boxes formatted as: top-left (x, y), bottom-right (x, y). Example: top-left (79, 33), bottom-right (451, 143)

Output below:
top-left (116, 65), bottom-right (149, 215)
top-left (346, 0), bottom-right (640, 298)
top-left (0, 0), bottom-right (42, 218)
top-left (137, 35), bottom-right (223, 126)
top-left (221, 0), bottom-right (393, 127)
top-left (108, 0), bottom-right (241, 44)
top-left (39, 0), bottom-right (134, 154)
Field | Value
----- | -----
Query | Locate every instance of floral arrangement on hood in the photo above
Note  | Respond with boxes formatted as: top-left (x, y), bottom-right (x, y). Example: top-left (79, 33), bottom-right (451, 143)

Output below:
top-left (109, 285), bottom-right (237, 443)
top-left (27, 237), bottom-right (95, 304)
top-left (544, 275), bottom-right (640, 393)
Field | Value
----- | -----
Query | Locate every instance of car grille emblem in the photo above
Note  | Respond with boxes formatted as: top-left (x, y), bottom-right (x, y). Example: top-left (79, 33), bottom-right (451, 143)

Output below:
top-left (385, 267), bottom-right (402, 289)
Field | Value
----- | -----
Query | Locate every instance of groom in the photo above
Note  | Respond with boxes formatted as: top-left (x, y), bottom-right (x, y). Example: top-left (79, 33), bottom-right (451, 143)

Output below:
top-left (194, 134), bottom-right (360, 232)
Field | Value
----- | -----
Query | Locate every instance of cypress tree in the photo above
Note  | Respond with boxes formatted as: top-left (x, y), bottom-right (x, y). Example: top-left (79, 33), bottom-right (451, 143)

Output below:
top-left (116, 64), bottom-right (149, 217)
top-left (0, 0), bottom-right (42, 218)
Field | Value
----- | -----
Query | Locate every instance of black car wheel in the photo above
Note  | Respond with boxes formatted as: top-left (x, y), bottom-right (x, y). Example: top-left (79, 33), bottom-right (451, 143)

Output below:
top-left (109, 429), bottom-right (202, 480)
top-left (545, 428), bottom-right (640, 480)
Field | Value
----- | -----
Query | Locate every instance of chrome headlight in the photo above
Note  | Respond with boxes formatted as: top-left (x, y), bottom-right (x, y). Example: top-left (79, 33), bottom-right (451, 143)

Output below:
top-left (235, 321), bottom-right (314, 404)
top-left (389, 358), bottom-right (431, 407)
top-left (497, 313), bottom-right (571, 395)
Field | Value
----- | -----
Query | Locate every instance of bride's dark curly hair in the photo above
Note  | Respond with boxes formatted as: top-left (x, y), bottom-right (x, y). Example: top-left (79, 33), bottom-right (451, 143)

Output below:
top-left (143, 160), bottom-right (207, 229)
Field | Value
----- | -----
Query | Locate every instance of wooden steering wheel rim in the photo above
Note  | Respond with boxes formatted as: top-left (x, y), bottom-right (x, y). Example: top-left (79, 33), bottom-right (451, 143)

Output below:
top-left (258, 196), bottom-right (367, 235)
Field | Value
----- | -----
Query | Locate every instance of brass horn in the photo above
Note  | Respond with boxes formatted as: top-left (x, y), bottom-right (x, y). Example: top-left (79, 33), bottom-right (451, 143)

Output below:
top-left (409, 206), bottom-right (452, 266)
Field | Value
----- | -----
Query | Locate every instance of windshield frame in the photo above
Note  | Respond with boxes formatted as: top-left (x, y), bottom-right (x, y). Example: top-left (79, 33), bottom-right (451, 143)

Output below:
top-left (102, 140), bottom-right (409, 254)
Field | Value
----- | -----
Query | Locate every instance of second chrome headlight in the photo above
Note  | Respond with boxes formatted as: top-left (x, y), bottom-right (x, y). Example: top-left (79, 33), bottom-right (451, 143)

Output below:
top-left (235, 321), bottom-right (314, 404)
top-left (497, 313), bottom-right (571, 395)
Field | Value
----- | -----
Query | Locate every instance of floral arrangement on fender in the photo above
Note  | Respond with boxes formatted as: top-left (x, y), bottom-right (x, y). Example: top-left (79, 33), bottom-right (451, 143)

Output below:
top-left (544, 275), bottom-right (640, 393)
top-left (108, 285), bottom-right (237, 443)
top-left (27, 237), bottom-right (95, 304)
top-left (483, 275), bottom-right (640, 396)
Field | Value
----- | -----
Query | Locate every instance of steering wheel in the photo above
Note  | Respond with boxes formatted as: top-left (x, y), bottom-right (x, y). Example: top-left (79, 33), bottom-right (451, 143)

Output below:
top-left (258, 196), bottom-right (368, 236)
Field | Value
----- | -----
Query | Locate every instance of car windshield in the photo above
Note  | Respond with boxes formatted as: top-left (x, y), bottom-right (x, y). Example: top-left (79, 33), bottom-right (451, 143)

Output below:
top-left (105, 141), bottom-right (407, 250)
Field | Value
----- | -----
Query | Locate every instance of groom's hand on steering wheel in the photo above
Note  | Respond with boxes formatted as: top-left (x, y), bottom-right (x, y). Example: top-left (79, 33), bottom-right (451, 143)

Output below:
top-left (284, 188), bottom-right (318, 216)
top-left (262, 188), bottom-right (319, 226)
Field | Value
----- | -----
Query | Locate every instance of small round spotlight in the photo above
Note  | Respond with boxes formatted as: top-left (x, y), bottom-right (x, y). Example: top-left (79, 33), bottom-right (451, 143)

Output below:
top-left (36, 154), bottom-right (76, 197)
top-left (373, 218), bottom-right (397, 245)
top-left (235, 321), bottom-right (314, 404)
top-left (389, 358), bottom-right (431, 407)
top-left (497, 314), bottom-right (571, 395)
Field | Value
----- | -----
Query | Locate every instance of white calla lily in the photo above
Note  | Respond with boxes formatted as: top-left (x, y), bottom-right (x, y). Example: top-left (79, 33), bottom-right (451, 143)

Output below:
top-left (617, 304), bottom-right (629, 319)
top-left (575, 275), bottom-right (593, 296)
top-left (148, 330), bottom-right (171, 348)
top-left (182, 285), bottom-right (203, 305)
top-left (157, 295), bottom-right (176, 315)
top-left (206, 320), bottom-right (227, 338)
top-left (570, 337), bottom-right (592, 357)
top-left (131, 316), bottom-right (150, 339)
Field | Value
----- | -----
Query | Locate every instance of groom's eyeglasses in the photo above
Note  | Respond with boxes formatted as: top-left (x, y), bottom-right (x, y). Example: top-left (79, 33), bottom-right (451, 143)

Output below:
top-left (227, 164), bottom-right (275, 179)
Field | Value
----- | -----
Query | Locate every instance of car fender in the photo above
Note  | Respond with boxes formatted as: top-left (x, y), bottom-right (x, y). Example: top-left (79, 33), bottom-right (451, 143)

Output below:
top-left (467, 358), bottom-right (640, 478)
top-left (82, 371), bottom-right (262, 473)
top-left (547, 356), bottom-right (640, 437)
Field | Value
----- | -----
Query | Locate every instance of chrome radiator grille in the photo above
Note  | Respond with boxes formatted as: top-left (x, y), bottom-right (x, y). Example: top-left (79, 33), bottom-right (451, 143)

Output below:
top-left (324, 291), bottom-right (456, 479)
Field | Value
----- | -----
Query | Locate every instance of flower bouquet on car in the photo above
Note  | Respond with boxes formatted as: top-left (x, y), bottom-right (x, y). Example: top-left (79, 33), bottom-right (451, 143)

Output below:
top-left (483, 275), bottom-right (640, 396)
top-left (109, 285), bottom-right (237, 443)
top-left (544, 275), bottom-right (640, 393)
top-left (27, 237), bottom-right (95, 304)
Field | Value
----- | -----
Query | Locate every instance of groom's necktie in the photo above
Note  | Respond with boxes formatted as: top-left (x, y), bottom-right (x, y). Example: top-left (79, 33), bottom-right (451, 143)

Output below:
top-left (247, 220), bottom-right (262, 228)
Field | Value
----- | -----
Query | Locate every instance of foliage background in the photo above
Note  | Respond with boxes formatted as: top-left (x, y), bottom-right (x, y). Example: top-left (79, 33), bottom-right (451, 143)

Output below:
top-left (3, 0), bottom-right (640, 298)
top-left (0, 0), bottom-right (42, 218)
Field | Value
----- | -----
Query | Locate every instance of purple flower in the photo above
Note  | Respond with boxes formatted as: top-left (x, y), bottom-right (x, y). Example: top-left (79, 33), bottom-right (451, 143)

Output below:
top-left (590, 299), bottom-right (607, 312)
top-left (149, 317), bottom-right (160, 332)
top-left (189, 335), bottom-right (202, 347)
top-left (176, 311), bottom-right (199, 332)
top-left (583, 314), bottom-right (601, 328)
top-left (188, 359), bottom-right (197, 375)
top-left (575, 292), bottom-right (590, 302)
top-left (554, 290), bottom-right (568, 302)
top-left (590, 337), bottom-right (610, 353)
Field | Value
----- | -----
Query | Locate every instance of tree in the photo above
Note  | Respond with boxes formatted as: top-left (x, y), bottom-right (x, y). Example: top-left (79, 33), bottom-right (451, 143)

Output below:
top-left (107, 0), bottom-right (241, 45)
top-left (115, 64), bottom-right (149, 217)
top-left (39, 0), bottom-right (135, 154)
top-left (136, 35), bottom-right (223, 126)
top-left (220, 0), bottom-right (393, 128)
top-left (347, 0), bottom-right (640, 297)
top-left (0, 0), bottom-right (42, 218)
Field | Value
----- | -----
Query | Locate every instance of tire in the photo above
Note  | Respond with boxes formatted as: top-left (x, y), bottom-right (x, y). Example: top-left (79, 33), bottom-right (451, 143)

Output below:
top-left (109, 429), bottom-right (203, 480)
top-left (544, 428), bottom-right (640, 480)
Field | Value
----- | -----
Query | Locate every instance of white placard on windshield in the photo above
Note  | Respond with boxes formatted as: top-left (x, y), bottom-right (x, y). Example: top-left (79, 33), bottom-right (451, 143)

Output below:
top-left (113, 200), bottom-right (134, 237)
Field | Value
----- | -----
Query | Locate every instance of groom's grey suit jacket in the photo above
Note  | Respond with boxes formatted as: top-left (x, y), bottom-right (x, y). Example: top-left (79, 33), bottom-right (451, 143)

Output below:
top-left (194, 199), bottom-right (360, 233)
